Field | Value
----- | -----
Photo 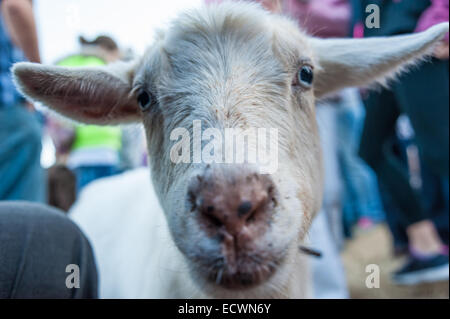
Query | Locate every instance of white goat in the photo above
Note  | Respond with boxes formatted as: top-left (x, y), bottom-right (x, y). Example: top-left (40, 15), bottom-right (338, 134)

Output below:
top-left (13, 2), bottom-right (449, 298)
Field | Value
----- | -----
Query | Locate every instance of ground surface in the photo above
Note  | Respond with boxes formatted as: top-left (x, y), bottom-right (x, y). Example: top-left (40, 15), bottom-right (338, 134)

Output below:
top-left (341, 224), bottom-right (449, 299)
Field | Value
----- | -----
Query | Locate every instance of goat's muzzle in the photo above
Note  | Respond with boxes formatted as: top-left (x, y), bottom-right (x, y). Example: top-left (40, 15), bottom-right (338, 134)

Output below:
top-left (187, 165), bottom-right (278, 288)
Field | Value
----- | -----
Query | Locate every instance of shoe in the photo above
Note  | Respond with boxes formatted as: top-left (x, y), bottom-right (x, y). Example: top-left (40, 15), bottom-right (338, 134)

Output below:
top-left (393, 254), bottom-right (449, 285)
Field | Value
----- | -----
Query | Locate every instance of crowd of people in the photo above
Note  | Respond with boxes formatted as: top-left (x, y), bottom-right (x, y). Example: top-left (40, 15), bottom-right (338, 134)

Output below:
top-left (0, 0), bottom-right (448, 298)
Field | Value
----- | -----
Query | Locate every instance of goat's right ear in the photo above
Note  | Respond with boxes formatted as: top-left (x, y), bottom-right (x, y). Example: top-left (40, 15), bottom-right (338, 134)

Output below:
top-left (12, 61), bottom-right (141, 125)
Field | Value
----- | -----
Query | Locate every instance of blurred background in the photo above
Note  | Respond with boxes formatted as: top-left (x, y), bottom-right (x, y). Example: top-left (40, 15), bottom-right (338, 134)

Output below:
top-left (36, 0), bottom-right (202, 65)
top-left (0, 0), bottom-right (448, 299)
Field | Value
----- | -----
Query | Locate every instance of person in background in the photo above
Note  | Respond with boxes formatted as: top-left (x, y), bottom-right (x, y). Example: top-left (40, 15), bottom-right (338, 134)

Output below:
top-left (0, 0), bottom-right (45, 202)
top-left (384, 115), bottom-right (449, 258)
top-left (48, 35), bottom-right (123, 193)
top-left (352, 0), bottom-right (449, 285)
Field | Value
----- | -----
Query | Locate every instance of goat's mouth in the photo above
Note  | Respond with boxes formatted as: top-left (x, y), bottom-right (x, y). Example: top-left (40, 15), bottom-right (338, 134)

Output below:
top-left (202, 255), bottom-right (279, 290)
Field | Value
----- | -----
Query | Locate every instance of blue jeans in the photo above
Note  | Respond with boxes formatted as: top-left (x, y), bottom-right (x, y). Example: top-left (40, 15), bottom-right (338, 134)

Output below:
top-left (336, 89), bottom-right (385, 227)
top-left (0, 105), bottom-right (45, 202)
top-left (74, 165), bottom-right (119, 193)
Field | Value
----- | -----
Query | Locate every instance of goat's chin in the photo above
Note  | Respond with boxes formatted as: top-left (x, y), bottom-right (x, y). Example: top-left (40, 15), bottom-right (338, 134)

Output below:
top-left (205, 261), bottom-right (277, 290)
top-left (187, 247), bottom-right (293, 298)
top-left (192, 262), bottom-right (293, 299)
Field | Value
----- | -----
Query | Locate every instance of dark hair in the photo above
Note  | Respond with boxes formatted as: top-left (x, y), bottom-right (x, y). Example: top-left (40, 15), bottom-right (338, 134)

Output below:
top-left (78, 35), bottom-right (118, 52)
top-left (47, 165), bottom-right (77, 213)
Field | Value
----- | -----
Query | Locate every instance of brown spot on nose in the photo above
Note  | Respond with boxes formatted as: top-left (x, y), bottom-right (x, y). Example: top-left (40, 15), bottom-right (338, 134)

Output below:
top-left (187, 166), bottom-right (276, 239)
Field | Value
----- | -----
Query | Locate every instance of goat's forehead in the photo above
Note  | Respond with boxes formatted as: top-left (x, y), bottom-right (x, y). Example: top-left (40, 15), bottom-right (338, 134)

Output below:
top-left (136, 4), bottom-right (312, 85)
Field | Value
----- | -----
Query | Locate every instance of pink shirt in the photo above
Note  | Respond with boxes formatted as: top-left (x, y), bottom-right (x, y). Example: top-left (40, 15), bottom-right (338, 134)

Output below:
top-left (415, 0), bottom-right (449, 42)
top-left (205, 0), bottom-right (351, 38)
top-left (283, 0), bottom-right (351, 38)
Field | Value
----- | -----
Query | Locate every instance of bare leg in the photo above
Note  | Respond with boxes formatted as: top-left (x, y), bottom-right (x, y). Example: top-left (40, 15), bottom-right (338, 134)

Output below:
top-left (407, 220), bottom-right (444, 255)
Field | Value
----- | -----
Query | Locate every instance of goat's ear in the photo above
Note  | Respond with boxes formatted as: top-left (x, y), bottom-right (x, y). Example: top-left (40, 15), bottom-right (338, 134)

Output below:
top-left (311, 22), bottom-right (449, 98)
top-left (12, 61), bottom-right (140, 124)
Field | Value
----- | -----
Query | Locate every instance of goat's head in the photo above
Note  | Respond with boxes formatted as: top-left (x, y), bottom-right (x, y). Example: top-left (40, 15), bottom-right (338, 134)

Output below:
top-left (13, 2), bottom-right (448, 297)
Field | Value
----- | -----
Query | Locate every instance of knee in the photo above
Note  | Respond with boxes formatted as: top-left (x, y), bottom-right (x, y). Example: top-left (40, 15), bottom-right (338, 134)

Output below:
top-left (0, 202), bottom-right (98, 298)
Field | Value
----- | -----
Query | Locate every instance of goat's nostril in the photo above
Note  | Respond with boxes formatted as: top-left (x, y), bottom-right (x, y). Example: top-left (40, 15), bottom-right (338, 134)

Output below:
top-left (237, 201), bottom-right (252, 217)
top-left (204, 212), bottom-right (222, 228)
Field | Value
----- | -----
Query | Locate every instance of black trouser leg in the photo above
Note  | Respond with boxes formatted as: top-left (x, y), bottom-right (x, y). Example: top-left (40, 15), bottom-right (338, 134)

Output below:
top-left (393, 59), bottom-right (449, 179)
top-left (360, 59), bottom-right (449, 230)
top-left (359, 84), bottom-right (427, 227)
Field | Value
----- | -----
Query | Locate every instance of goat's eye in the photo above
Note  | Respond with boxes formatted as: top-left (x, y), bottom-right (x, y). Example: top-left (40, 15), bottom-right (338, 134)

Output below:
top-left (137, 90), bottom-right (154, 111)
top-left (297, 65), bottom-right (314, 88)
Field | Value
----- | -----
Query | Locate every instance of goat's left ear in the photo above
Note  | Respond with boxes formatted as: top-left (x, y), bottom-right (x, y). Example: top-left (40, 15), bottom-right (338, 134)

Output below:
top-left (311, 22), bottom-right (449, 98)
top-left (12, 60), bottom-right (140, 124)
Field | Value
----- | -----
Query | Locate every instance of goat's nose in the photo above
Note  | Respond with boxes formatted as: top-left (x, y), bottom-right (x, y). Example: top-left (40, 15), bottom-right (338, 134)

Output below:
top-left (187, 168), bottom-right (275, 236)
top-left (201, 194), bottom-right (266, 235)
